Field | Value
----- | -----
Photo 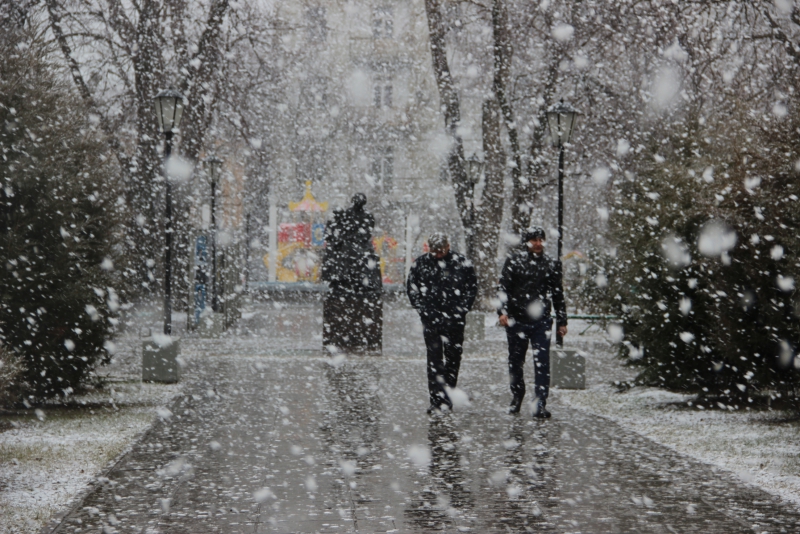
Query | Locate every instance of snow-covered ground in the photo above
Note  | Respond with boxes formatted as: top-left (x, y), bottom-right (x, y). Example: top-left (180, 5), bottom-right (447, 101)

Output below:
top-left (540, 320), bottom-right (800, 509)
top-left (0, 343), bottom-right (181, 534)
top-left (2, 312), bottom-right (798, 534)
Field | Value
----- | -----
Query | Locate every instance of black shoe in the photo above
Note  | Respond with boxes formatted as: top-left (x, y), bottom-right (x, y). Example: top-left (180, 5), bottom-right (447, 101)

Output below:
top-left (533, 401), bottom-right (551, 419)
top-left (508, 397), bottom-right (523, 414)
top-left (427, 404), bottom-right (451, 414)
top-left (427, 404), bottom-right (439, 415)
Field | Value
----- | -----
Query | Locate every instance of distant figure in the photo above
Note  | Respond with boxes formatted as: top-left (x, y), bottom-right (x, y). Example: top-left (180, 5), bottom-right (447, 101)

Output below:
top-left (321, 194), bottom-right (382, 352)
top-left (321, 193), bottom-right (380, 293)
top-left (407, 233), bottom-right (477, 414)
top-left (497, 226), bottom-right (567, 419)
top-left (325, 193), bottom-right (374, 251)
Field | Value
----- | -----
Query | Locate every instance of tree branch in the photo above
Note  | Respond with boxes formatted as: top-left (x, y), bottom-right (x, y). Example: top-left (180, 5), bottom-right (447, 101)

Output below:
top-left (45, 0), bottom-right (130, 174)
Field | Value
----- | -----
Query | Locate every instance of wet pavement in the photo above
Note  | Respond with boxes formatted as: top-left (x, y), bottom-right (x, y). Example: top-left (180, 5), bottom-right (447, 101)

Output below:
top-left (47, 304), bottom-right (800, 533)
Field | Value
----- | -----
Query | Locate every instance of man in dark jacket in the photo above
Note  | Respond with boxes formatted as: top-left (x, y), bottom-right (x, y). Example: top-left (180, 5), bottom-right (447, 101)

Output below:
top-left (497, 226), bottom-right (567, 418)
top-left (407, 233), bottom-right (477, 413)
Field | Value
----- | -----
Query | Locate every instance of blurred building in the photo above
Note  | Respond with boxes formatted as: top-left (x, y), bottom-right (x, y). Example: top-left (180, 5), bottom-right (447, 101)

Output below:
top-left (248, 0), bottom-right (478, 283)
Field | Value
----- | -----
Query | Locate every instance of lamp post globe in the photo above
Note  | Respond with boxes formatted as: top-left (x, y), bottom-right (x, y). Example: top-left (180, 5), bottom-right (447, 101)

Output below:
top-left (546, 98), bottom-right (579, 148)
top-left (154, 87), bottom-right (186, 336)
top-left (205, 155), bottom-right (223, 182)
top-left (204, 155), bottom-right (223, 313)
top-left (154, 88), bottom-right (186, 138)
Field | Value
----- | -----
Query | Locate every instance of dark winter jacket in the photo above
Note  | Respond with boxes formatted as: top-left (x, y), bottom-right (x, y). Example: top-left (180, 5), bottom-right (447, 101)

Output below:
top-left (497, 249), bottom-right (567, 327)
top-left (321, 203), bottom-right (380, 293)
top-left (406, 251), bottom-right (477, 328)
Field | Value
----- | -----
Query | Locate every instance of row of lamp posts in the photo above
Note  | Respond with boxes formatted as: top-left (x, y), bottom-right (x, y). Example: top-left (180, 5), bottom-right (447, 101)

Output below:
top-left (154, 88), bottom-right (224, 337)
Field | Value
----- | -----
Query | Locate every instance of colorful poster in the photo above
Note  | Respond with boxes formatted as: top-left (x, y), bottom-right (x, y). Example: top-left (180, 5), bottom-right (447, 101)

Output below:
top-left (312, 223), bottom-right (326, 246)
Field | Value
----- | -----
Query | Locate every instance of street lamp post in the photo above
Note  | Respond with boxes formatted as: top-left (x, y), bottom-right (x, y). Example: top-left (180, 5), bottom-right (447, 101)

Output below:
top-left (154, 88), bottom-right (186, 336)
top-left (546, 99), bottom-right (580, 348)
top-left (545, 99), bottom-right (580, 262)
top-left (204, 155), bottom-right (223, 313)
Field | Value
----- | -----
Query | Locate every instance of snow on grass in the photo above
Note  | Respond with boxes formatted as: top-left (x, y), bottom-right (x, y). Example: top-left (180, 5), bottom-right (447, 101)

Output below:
top-left (558, 384), bottom-right (800, 506)
top-left (552, 322), bottom-right (800, 508)
top-left (0, 379), bottom-right (180, 534)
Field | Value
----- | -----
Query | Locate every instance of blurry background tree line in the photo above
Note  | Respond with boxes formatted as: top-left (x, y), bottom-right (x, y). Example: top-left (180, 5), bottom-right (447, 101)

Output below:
top-left (0, 0), bottom-right (797, 406)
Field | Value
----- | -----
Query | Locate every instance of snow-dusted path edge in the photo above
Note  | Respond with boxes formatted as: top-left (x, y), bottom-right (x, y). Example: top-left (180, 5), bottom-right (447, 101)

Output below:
top-left (555, 384), bottom-right (800, 509)
top-left (0, 379), bottom-right (182, 534)
top-left (484, 317), bottom-right (800, 512)
top-left (36, 417), bottom-right (158, 534)
top-left (37, 389), bottom-right (185, 534)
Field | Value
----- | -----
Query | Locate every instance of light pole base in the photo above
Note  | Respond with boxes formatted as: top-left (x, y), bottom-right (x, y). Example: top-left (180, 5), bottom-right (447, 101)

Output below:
top-left (550, 347), bottom-right (586, 390)
top-left (142, 338), bottom-right (181, 383)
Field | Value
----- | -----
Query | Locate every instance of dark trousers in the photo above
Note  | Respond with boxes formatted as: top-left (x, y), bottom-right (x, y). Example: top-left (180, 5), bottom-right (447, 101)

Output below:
top-left (423, 324), bottom-right (465, 408)
top-left (506, 319), bottom-right (552, 405)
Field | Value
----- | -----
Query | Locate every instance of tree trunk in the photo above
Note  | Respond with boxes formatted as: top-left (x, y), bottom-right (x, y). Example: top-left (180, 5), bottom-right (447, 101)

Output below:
top-left (131, 0), bottom-right (164, 252)
top-left (180, 0), bottom-right (230, 162)
top-left (423, 0), bottom-right (473, 255)
top-left (521, 55), bottom-right (560, 230)
top-left (491, 0), bottom-right (525, 235)
top-left (474, 99), bottom-right (505, 310)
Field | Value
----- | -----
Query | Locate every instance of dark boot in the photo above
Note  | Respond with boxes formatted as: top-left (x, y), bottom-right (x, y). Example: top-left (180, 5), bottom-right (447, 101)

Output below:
top-left (427, 403), bottom-right (451, 415)
top-left (533, 399), bottom-right (551, 419)
top-left (508, 397), bottom-right (523, 414)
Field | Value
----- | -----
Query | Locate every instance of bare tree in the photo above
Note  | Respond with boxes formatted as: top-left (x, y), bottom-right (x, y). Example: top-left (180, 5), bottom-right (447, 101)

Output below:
top-left (424, 0), bottom-right (473, 255)
top-left (473, 98), bottom-right (505, 308)
top-left (44, 0), bottom-right (232, 266)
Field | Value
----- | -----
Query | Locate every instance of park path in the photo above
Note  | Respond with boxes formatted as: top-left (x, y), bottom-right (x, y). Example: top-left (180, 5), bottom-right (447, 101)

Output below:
top-left (46, 304), bottom-right (800, 533)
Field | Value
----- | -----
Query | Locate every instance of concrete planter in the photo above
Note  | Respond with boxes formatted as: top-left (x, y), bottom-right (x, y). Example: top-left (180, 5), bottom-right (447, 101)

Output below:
top-left (464, 312), bottom-right (485, 341)
top-left (550, 347), bottom-right (586, 389)
top-left (142, 337), bottom-right (181, 383)
top-left (197, 312), bottom-right (225, 338)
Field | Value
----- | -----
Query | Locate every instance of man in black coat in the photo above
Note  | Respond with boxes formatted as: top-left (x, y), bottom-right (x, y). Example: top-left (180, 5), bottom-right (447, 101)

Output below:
top-left (407, 233), bottom-right (477, 413)
top-left (497, 226), bottom-right (567, 418)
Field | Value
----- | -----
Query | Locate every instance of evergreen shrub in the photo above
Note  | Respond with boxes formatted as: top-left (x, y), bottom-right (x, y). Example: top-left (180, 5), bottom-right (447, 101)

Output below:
top-left (592, 109), bottom-right (800, 404)
top-left (0, 28), bottom-right (123, 400)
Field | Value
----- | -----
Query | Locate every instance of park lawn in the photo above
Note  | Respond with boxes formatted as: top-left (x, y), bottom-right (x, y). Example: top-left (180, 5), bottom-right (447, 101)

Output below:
top-left (550, 322), bottom-right (800, 508)
top-left (0, 380), bottom-right (180, 534)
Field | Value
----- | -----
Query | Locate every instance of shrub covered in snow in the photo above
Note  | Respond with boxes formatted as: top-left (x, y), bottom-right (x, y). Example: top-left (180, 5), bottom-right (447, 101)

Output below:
top-left (0, 25), bottom-right (124, 400)
top-left (592, 107), bottom-right (800, 405)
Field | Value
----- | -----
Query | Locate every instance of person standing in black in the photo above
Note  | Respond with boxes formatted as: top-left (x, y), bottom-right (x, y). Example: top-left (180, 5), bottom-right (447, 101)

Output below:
top-left (407, 233), bottom-right (477, 413)
top-left (320, 193), bottom-right (383, 351)
top-left (497, 226), bottom-right (567, 418)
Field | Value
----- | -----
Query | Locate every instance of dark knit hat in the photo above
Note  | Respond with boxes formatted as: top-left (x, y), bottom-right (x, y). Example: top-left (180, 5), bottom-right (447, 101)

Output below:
top-left (521, 226), bottom-right (546, 242)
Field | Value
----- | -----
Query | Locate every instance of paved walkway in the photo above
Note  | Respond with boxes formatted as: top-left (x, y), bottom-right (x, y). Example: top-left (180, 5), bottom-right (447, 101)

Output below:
top-left (47, 305), bottom-right (800, 533)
